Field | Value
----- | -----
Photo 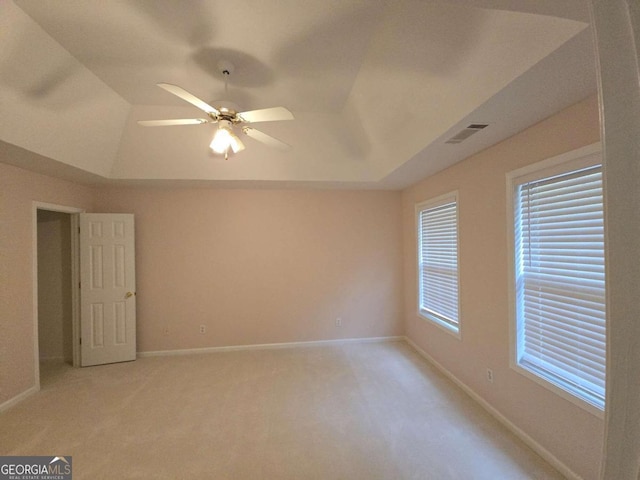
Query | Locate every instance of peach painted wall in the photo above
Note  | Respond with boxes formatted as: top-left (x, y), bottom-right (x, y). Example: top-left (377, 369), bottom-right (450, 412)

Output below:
top-left (94, 188), bottom-right (403, 353)
top-left (402, 95), bottom-right (603, 479)
top-left (0, 162), bottom-right (94, 406)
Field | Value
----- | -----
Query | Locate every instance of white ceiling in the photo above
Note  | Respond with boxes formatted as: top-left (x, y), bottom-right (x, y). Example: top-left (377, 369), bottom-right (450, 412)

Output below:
top-left (0, 0), bottom-right (596, 189)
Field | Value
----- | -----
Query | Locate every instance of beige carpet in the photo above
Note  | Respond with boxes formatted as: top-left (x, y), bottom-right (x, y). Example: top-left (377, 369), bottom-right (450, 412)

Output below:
top-left (1, 341), bottom-right (563, 479)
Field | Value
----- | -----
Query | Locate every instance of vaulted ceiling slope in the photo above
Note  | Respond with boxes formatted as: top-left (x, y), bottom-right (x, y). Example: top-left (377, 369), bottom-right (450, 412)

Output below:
top-left (0, 0), bottom-right (596, 189)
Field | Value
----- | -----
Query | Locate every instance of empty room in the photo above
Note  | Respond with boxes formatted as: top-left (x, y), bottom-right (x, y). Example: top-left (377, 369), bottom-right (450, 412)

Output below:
top-left (1, 1), bottom-right (638, 479)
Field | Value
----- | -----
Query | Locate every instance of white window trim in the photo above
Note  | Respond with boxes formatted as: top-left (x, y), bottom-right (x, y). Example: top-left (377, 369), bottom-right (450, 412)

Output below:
top-left (415, 191), bottom-right (461, 339)
top-left (506, 142), bottom-right (604, 418)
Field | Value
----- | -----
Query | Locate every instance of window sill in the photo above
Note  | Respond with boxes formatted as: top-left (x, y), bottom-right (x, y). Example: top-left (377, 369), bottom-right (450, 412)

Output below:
top-left (509, 362), bottom-right (604, 419)
top-left (418, 309), bottom-right (461, 339)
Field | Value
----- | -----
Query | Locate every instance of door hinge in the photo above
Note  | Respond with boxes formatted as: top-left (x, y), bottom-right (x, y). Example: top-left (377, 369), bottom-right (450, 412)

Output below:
top-left (79, 337), bottom-right (82, 345)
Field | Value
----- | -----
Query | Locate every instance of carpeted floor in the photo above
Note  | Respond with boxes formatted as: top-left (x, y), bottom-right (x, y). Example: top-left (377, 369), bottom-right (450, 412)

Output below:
top-left (1, 341), bottom-right (563, 479)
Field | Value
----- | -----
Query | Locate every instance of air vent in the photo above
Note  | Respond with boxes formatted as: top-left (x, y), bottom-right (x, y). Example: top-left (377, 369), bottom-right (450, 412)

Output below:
top-left (445, 124), bottom-right (489, 144)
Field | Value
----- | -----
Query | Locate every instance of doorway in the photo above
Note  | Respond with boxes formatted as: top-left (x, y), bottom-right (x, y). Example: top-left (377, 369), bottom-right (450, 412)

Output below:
top-left (33, 202), bottom-right (83, 389)
top-left (37, 210), bottom-right (73, 383)
top-left (32, 204), bottom-right (138, 389)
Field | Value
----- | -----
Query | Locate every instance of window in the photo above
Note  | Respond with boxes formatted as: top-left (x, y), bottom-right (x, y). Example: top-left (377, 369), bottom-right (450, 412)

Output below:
top-left (416, 192), bottom-right (460, 335)
top-left (509, 145), bottom-right (605, 412)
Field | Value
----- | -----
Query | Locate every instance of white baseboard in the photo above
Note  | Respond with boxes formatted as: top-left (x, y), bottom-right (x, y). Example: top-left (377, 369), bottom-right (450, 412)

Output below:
top-left (0, 385), bottom-right (39, 413)
top-left (138, 336), bottom-right (404, 357)
top-left (404, 337), bottom-right (583, 480)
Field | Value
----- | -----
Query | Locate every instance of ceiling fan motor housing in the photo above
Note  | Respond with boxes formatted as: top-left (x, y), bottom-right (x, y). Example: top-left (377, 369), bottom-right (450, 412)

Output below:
top-left (218, 119), bottom-right (233, 130)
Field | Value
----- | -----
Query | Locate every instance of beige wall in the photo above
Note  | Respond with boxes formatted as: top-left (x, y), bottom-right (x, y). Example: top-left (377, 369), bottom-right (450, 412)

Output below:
top-left (402, 95), bottom-right (603, 479)
top-left (94, 188), bottom-right (404, 353)
top-left (0, 162), bottom-right (94, 406)
top-left (37, 210), bottom-right (73, 362)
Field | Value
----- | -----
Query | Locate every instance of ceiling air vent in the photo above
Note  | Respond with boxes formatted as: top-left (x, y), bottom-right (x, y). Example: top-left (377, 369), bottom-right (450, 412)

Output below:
top-left (445, 124), bottom-right (489, 144)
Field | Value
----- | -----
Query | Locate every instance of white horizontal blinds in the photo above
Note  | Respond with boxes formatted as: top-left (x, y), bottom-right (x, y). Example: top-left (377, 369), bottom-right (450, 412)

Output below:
top-left (516, 165), bottom-right (605, 409)
top-left (419, 200), bottom-right (459, 329)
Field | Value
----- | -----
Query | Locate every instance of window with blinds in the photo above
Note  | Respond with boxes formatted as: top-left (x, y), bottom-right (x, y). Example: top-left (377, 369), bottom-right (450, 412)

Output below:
top-left (514, 163), bottom-right (605, 411)
top-left (416, 193), bottom-right (460, 335)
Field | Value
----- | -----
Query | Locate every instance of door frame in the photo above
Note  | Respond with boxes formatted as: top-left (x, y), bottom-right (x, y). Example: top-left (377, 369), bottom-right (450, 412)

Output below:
top-left (32, 202), bottom-right (84, 390)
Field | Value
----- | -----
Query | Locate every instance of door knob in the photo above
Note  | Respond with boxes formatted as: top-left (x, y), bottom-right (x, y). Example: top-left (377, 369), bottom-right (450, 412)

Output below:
top-left (125, 291), bottom-right (135, 299)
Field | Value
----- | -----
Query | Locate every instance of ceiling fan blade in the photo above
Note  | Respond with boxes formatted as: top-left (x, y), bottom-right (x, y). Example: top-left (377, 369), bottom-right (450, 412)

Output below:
top-left (137, 118), bottom-right (209, 127)
top-left (238, 106), bottom-right (294, 123)
top-left (242, 127), bottom-right (291, 150)
top-left (157, 83), bottom-right (219, 116)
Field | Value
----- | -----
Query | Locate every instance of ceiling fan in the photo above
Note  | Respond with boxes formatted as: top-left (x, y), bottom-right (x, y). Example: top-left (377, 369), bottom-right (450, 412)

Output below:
top-left (138, 66), bottom-right (293, 159)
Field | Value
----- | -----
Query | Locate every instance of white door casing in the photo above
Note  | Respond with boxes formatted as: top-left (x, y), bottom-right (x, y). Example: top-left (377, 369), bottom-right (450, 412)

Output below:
top-left (79, 214), bottom-right (136, 366)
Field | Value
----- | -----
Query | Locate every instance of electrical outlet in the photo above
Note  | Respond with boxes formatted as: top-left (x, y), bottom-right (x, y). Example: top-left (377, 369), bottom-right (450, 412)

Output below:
top-left (199, 325), bottom-right (206, 334)
top-left (486, 368), bottom-right (494, 383)
top-left (335, 317), bottom-right (342, 327)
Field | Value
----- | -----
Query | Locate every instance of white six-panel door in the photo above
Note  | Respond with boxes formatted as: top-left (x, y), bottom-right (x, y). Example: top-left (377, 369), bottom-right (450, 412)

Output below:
top-left (79, 214), bottom-right (136, 366)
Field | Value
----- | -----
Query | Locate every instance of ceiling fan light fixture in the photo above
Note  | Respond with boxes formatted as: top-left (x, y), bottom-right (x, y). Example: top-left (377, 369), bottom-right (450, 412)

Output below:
top-left (229, 133), bottom-right (244, 153)
top-left (210, 120), bottom-right (243, 154)
top-left (210, 127), bottom-right (232, 153)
